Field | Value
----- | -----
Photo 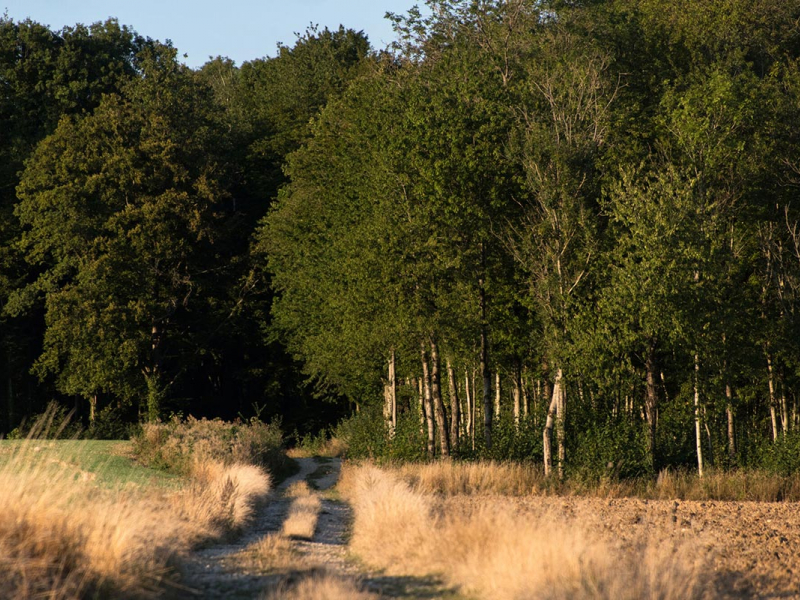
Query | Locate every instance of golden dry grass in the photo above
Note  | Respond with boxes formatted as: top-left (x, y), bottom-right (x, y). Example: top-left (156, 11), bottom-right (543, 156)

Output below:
top-left (287, 436), bottom-right (348, 459)
top-left (261, 572), bottom-right (378, 600)
top-left (342, 464), bottom-right (708, 600)
top-left (0, 441), bottom-right (271, 599)
top-left (236, 533), bottom-right (300, 572)
top-left (387, 459), bottom-right (800, 502)
top-left (397, 459), bottom-right (544, 496)
top-left (281, 481), bottom-right (322, 540)
top-left (178, 459), bottom-right (271, 537)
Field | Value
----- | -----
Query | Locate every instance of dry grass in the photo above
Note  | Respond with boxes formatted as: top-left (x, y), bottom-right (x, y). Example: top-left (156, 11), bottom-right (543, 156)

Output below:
top-left (281, 481), bottom-right (322, 540)
top-left (342, 464), bottom-right (709, 600)
top-left (0, 440), bottom-right (271, 599)
top-left (133, 415), bottom-right (289, 477)
top-left (178, 459), bottom-right (271, 537)
top-left (288, 436), bottom-right (348, 459)
top-left (397, 459), bottom-right (544, 496)
top-left (236, 533), bottom-right (300, 572)
top-left (261, 571), bottom-right (378, 600)
top-left (386, 459), bottom-right (800, 502)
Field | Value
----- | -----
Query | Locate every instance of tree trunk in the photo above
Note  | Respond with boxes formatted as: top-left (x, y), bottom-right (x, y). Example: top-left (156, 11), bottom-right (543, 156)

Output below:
top-left (781, 369), bottom-right (789, 435)
top-left (512, 362), bottom-right (522, 429)
top-left (447, 359), bottom-right (460, 451)
top-left (542, 367), bottom-right (552, 426)
top-left (421, 344), bottom-right (436, 459)
top-left (480, 274), bottom-right (492, 450)
top-left (89, 394), bottom-right (97, 424)
top-left (430, 339), bottom-right (450, 457)
top-left (556, 370), bottom-right (566, 479)
top-left (494, 371), bottom-right (501, 420)
top-left (390, 350), bottom-right (397, 433)
top-left (694, 353), bottom-right (704, 478)
top-left (726, 382), bottom-right (736, 463)
top-left (144, 323), bottom-right (163, 423)
top-left (644, 343), bottom-right (658, 466)
top-left (522, 372), bottom-right (530, 419)
top-left (464, 369), bottom-right (473, 448)
top-left (768, 354), bottom-right (779, 442)
top-left (415, 377), bottom-right (426, 436)
top-left (543, 368), bottom-right (563, 478)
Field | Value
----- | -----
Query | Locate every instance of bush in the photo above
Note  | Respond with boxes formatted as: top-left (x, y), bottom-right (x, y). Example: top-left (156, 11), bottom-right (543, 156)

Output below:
top-left (334, 405), bottom-right (426, 461)
top-left (132, 415), bottom-right (289, 478)
top-left (569, 418), bottom-right (652, 481)
top-left (7, 402), bottom-right (83, 440)
top-left (333, 405), bottom-right (388, 459)
top-left (84, 404), bottom-right (139, 440)
top-left (753, 431), bottom-right (800, 476)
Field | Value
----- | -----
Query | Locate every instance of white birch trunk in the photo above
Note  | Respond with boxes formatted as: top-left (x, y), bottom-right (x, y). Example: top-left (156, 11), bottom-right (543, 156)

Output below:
top-left (694, 354), bottom-right (704, 478)
top-left (494, 371), bottom-right (501, 420)
top-left (768, 354), bottom-right (779, 442)
top-left (543, 368), bottom-right (563, 478)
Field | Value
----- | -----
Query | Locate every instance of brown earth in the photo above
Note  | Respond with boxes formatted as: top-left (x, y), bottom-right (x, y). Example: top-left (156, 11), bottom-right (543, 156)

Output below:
top-left (442, 494), bottom-right (800, 599)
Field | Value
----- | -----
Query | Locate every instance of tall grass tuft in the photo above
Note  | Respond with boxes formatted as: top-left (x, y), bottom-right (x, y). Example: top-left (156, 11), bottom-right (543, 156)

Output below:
top-left (281, 481), bottom-right (322, 540)
top-left (262, 572), bottom-right (379, 600)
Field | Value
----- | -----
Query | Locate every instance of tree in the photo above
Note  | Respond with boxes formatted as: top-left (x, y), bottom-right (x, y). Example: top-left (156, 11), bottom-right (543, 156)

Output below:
top-left (10, 44), bottom-right (230, 421)
top-left (0, 17), bottom-right (149, 430)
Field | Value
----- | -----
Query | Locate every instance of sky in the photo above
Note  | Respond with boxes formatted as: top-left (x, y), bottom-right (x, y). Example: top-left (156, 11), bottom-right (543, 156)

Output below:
top-left (2, 0), bottom-right (425, 68)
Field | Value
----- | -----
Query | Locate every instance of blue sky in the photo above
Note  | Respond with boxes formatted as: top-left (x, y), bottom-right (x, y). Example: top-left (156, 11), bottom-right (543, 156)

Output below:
top-left (2, 0), bottom-right (425, 68)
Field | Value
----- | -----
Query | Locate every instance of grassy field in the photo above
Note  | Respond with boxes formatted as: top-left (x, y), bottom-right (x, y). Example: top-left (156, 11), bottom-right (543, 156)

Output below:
top-left (0, 439), bottom-right (181, 490)
top-left (0, 420), bottom-right (275, 600)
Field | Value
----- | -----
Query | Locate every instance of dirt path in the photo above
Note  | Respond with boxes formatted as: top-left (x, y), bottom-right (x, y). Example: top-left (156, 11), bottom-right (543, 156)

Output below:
top-left (179, 457), bottom-right (454, 599)
top-left (179, 457), bottom-right (320, 598)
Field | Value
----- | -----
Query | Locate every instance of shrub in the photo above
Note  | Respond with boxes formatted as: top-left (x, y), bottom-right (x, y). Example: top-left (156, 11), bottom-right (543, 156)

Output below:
top-left (132, 415), bottom-right (289, 477)
top-left (753, 431), bottom-right (800, 477)
top-left (334, 405), bottom-right (426, 461)
top-left (7, 401), bottom-right (83, 440)
top-left (569, 418), bottom-right (652, 481)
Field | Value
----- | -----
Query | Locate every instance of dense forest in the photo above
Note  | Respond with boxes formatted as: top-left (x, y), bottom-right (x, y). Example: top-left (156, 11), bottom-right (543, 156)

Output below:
top-left (4, 0), bottom-right (800, 478)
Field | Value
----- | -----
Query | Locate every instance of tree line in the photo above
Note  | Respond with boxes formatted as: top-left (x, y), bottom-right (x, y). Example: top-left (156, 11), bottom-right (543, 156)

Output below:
top-left (4, 1), bottom-right (800, 477)
top-left (0, 17), bottom-right (366, 436)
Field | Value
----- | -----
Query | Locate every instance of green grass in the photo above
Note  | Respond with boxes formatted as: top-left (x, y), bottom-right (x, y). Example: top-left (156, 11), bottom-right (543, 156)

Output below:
top-left (0, 439), bottom-right (181, 490)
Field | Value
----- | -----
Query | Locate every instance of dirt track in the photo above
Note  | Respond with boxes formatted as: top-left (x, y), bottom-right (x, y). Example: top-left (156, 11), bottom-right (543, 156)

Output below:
top-left (180, 458), bottom-right (452, 599)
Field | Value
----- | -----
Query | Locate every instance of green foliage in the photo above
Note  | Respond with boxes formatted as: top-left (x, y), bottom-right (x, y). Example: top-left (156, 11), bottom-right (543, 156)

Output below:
top-left (7, 1), bottom-right (800, 477)
top-left (334, 405), bottom-right (427, 462)
top-left (463, 415), bottom-right (543, 462)
top-left (85, 404), bottom-right (140, 440)
top-left (569, 418), bottom-right (652, 481)
top-left (10, 44), bottom-right (231, 419)
top-left (753, 432), bottom-right (800, 477)
top-left (6, 401), bottom-right (82, 440)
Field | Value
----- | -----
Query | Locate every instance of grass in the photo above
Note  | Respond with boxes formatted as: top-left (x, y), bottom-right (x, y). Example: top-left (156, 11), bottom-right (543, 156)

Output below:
top-left (0, 415), bottom-right (274, 599)
top-left (282, 481), bottom-right (322, 540)
top-left (0, 439), bottom-right (180, 490)
top-left (261, 572), bottom-right (379, 600)
top-left (288, 431), bottom-right (348, 459)
top-left (132, 415), bottom-right (290, 478)
top-left (340, 464), bottom-right (709, 600)
top-left (388, 459), bottom-right (800, 502)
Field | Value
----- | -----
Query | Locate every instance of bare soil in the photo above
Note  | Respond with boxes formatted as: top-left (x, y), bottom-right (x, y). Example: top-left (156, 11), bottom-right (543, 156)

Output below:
top-left (442, 494), bottom-right (800, 599)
